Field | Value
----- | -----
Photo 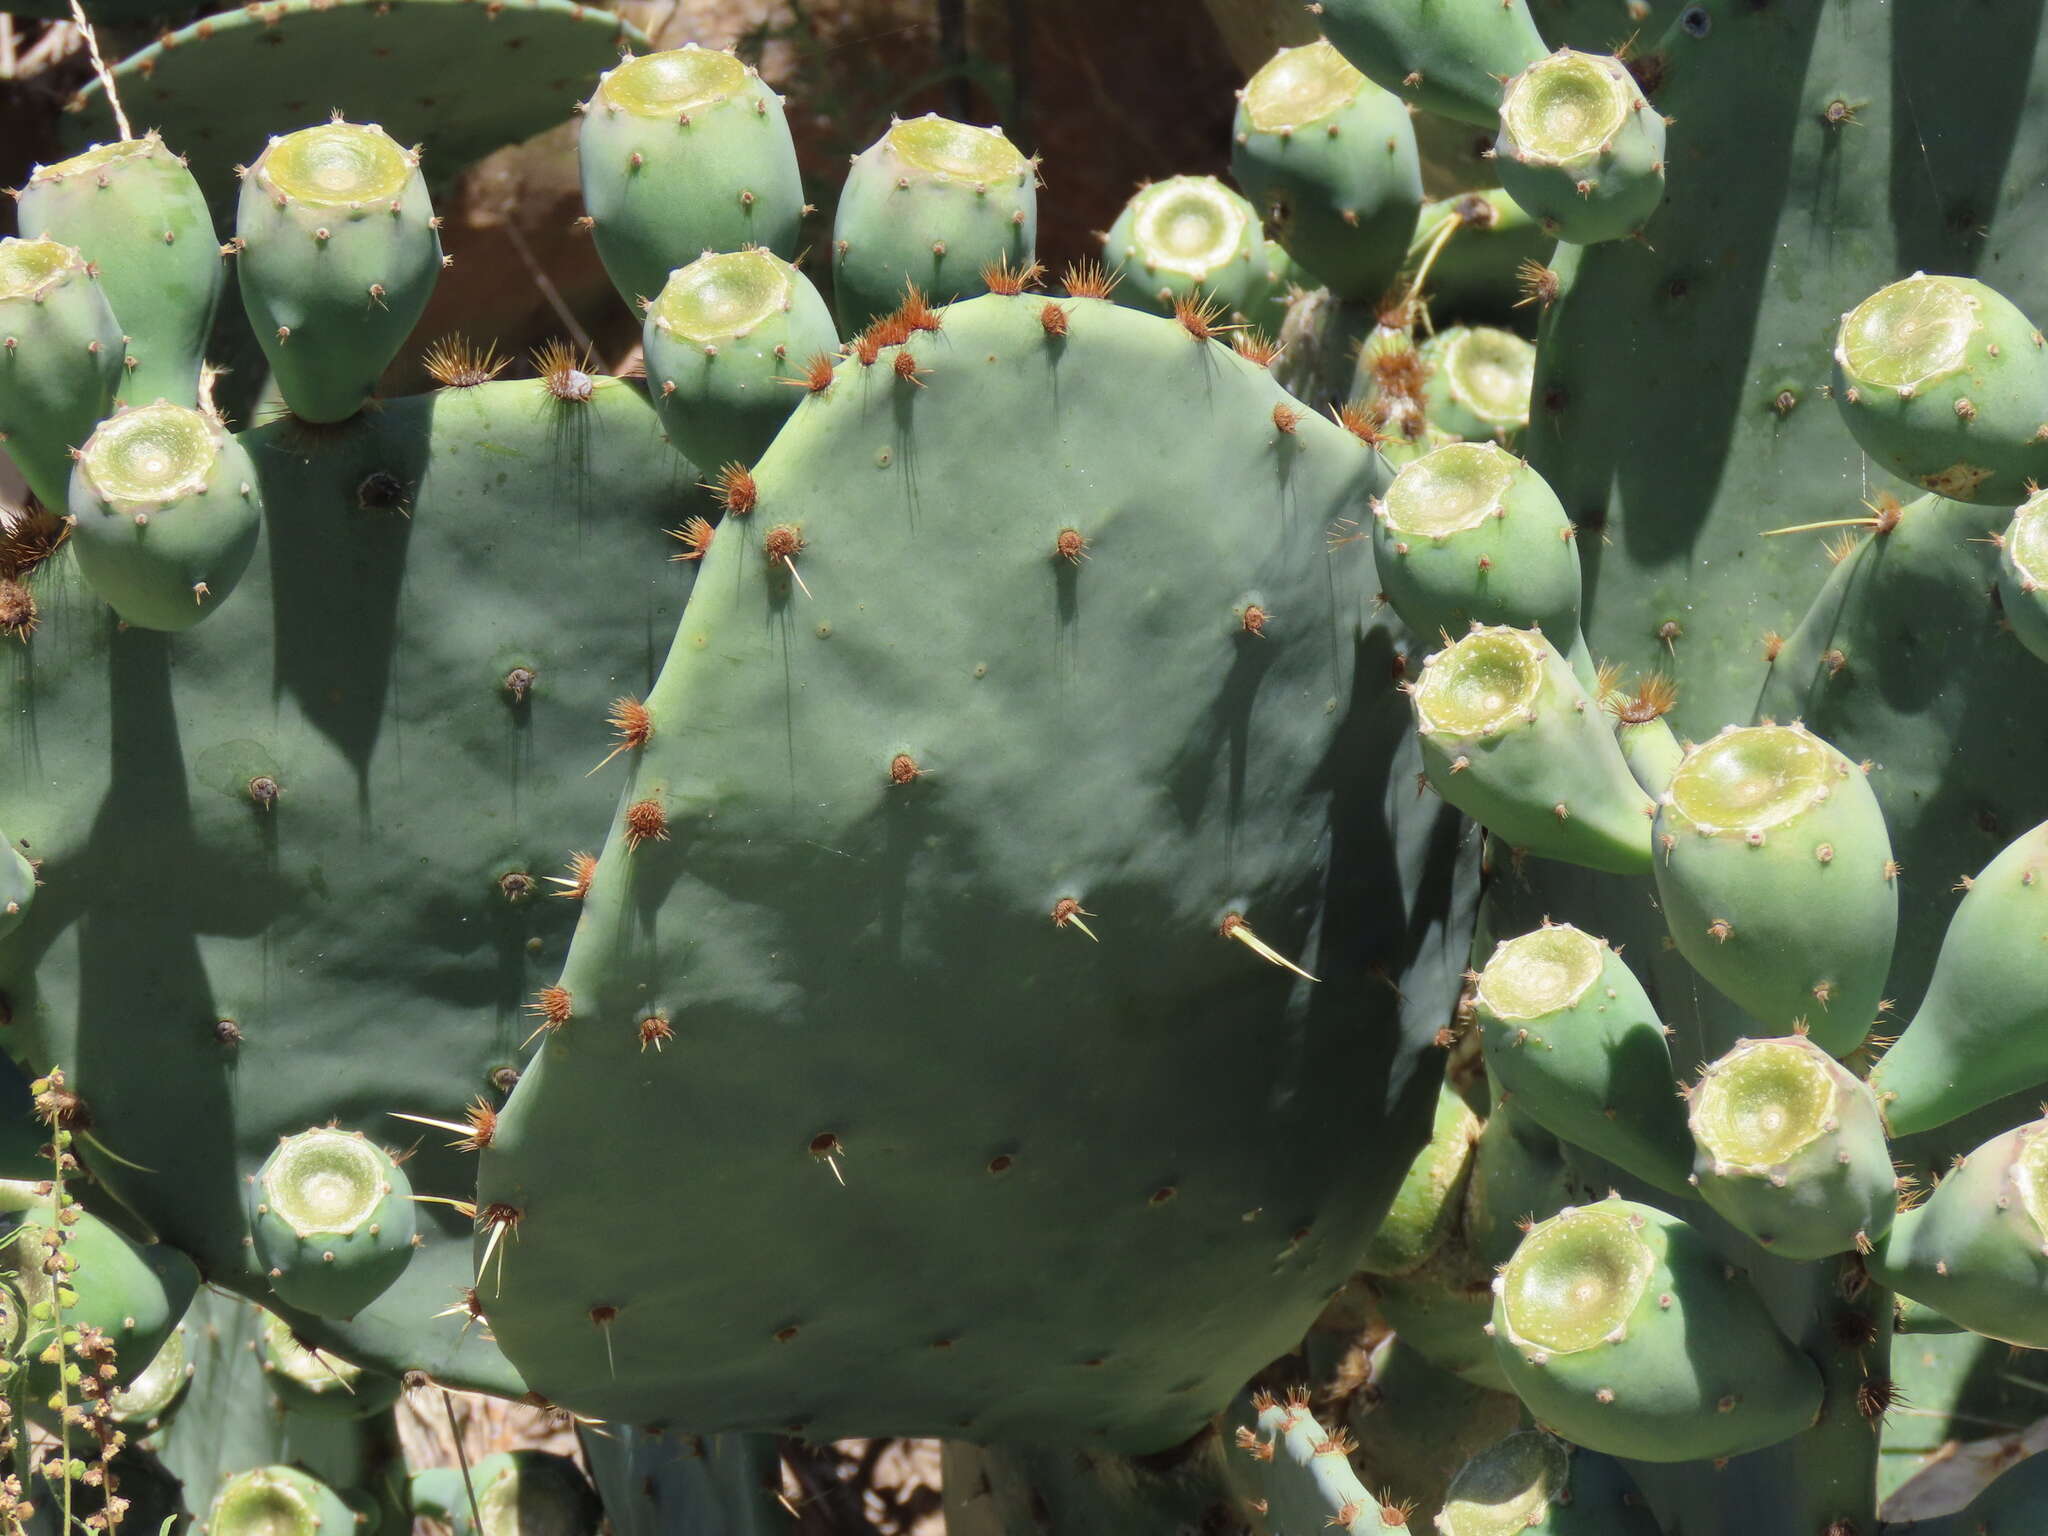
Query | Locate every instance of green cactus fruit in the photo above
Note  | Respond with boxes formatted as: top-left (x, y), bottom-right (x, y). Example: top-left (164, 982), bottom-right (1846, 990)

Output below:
top-left (110, 1318), bottom-right (192, 1428)
top-left (1238, 1389), bottom-right (1403, 1534)
top-left (1870, 1117), bottom-right (2048, 1350)
top-left (1831, 275), bottom-right (2048, 505)
top-left (1353, 319), bottom-right (1431, 438)
top-left (579, 46), bottom-right (805, 315)
top-left (1411, 625), bottom-right (1656, 874)
top-left (1312, 0), bottom-right (1548, 127)
top-left (1598, 671), bottom-right (1683, 797)
top-left (0, 834), bottom-right (38, 946)
top-left (475, 292), bottom-right (1471, 1446)
top-left (831, 114), bottom-right (1037, 332)
top-left (17, 135), bottom-right (220, 411)
top-left (249, 1127), bottom-right (416, 1319)
top-left (1473, 922), bottom-right (1693, 1198)
top-left (235, 120), bottom-right (442, 423)
top-left (1488, 1198), bottom-right (1823, 1461)
top-left (1994, 488), bottom-right (2048, 663)
top-left (1490, 51), bottom-right (1664, 246)
top-left (0, 236), bottom-right (126, 512)
top-left (1872, 820), bottom-right (2048, 1135)
top-left (1103, 175), bottom-right (1284, 325)
top-left (1651, 722), bottom-right (1897, 1056)
top-left (1229, 40), bottom-right (1422, 301)
top-left (1436, 1432), bottom-right (1657, 1536)
top-left (644, 248), bottom-right (839, 470)
top-left (0, 1178), bottom-right (200, 1396)
top-left (1407, 191), bottom-right (1553, 330)
top-left (258, 1311), bottom-right (401, 1419)
top-left (1420, 326), bottom-right (1536, 444)
top-left (1686, 1035), bottom-right (1896, 1259)
top-left (420, 1451), bottom-right (603, 1536)
top-left (67, 400), bottom-right (262, 630)
top-left (201, 1465), bottom-right (357, 1536)
top-left (1359, 1079), bottom-right (1480, 1277)
top-left (1348, 1338), bottom-right (1522, 1535)
top-left (1371, 443), bottom-right (1584, 671)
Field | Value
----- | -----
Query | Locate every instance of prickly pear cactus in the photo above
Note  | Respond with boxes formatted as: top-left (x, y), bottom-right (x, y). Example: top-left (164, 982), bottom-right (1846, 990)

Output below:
top-left (13, 3), bottom-right (2048, 1533)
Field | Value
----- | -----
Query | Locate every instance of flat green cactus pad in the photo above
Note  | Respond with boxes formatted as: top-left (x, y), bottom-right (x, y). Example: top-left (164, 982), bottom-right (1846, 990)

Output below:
top-left (476, 293), bottom-right (1478, 1449)
top-left (0, 376), bottom-right (707, 1392)
top-left (65, 0), bottom-right (645, 204)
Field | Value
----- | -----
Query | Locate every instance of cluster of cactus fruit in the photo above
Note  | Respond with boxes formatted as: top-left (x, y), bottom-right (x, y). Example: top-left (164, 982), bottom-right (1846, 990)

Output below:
top-left (4, 0), bottom-right (2048, 1531)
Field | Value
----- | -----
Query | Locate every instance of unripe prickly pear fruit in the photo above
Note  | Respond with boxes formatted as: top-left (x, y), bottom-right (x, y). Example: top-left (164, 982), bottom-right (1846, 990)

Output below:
top-left (249, 1127), bottom-right (416, 1319)
top-left (1488, 1198), bottom-right (1823, 1461)
top-left (1651, 722), bottom-right (1896, 1056)
top-left (203, 1466), bottom-right (356, 1536)
top-left (1872, 819), bottom-right (2048, 1134)
top-left (257, 1312), bottom-right (401, 1419)
top-left (1474, 922), bottom-right (1693, 1197)
top-left (17, 134), bottom-right (221, 409)
top-left (1419, 326), bottom-right (1535, 445)
top-left (0, 236), bottom-right (125, 512)
top-left (235, 119), bottom-right (442, 423)
top-left (1491, 51), bottom-right (1665, 246)
top-left (644, 248), bottom-right (838, 470)
top-left (579, 46), bottom-right (805, 317)
top-left (1995, 488), bottom-right (2048, 663)
top-left (1868, 1116), bottom-right (2048, 1349)
top-left (1229, 40), bottom-right (1421, 302)
top-left (1103, 176), bottom-right (1289, 329)
top-left (68, 400), bottom-right (262, 631)
top-left (108, 1321), bottom-right (189, 1428)
top-left (1360, 1080), bottom-right (1480, 1278)
top-left (1831, 274), bottom-right (2048, 504)
top-left (831, 115), bottom-right (1036, 332)
top-left (1411, 625), bottom-right (1655, 874)
top-left (1436, 1431), bottom-right (1657, 1536)
top-left (1686, 1034), bottom-right (1896, 1259)
top-left (1372, 444), bottom-right (1585, 677)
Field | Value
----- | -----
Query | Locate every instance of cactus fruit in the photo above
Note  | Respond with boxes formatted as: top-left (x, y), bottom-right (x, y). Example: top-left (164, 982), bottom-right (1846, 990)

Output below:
top-left (250, 1128), bottom-right (416, 1319)
top-left (1650, 723), bottom-right (1896, 1055)
top-left (0, 1178), bottom-right (200, 1396)
top-left (1410, 625), bottom-right (1655, 874)
top-left (1872, 819), bottom-right (2048, 1135)
top-left (1312, 0), bottom-right (1547, 126)
top-left (578, 46), bottom-right (805, 315)
top-left (1686, 1035), bottom-right (1896, 1259)
top-left (1994, 488), bottom-right (2048, 661)
top-left (16, 136), bottom-right (221, 410)
top-left (1869, 1116), bottom-right (2048, 1349)
top-left (202, 1465), bottom-right (357, 1536)
top-left (67, 400), bottom-right (263, 630)
top-left (1473, 923), bottom-right (1692, 1197)
top-left (1359, 1081), bottom-right (1480, 1277)
top-left (257, 1312), bottom-right (401, 1419)
top-left (1103, 175), bottom-right (1291, 328)
top-left (110, 1320), bottom-right (192, 1428)
top-left (830, 114), bottom-right (1037, 331)
top-left (0, 236), bottom-right (126, 512)
top-left (1831, 275), bottom-right (2048, 504)
top-left (1419, 326), bottom-right (1536, 444)
top-left (235, 120), bottom-right (443, 424)
top-left (1435, 1432), bottom-right (1657, 1536)
top-left (1372, 444), bottom-right (1585, 673)
top-left (1229, 40), bottom-right (1422, 301)
top-left (644, 248), bottom-right (839, 470)
top-left (1488, 1198), bottom-right (1822, 1461)
top-left (1491, 51), bottom-right (1665, 246)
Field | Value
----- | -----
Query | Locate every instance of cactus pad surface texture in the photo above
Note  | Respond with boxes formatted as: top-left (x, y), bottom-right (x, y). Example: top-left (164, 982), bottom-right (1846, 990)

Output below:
top-left (8, 0), bottom-right (2048, 1532)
